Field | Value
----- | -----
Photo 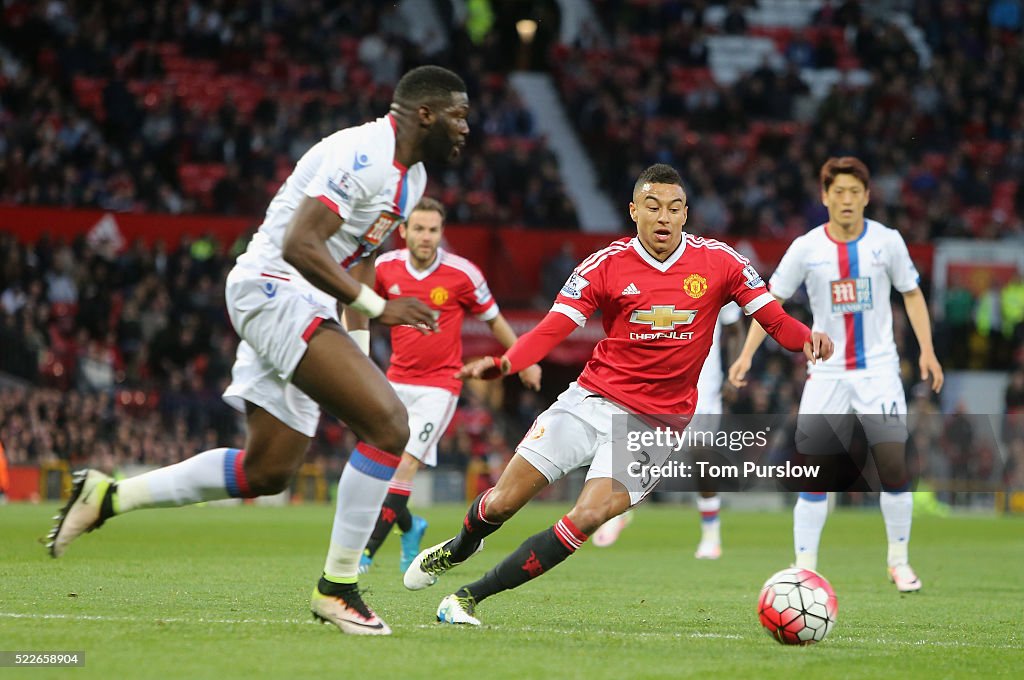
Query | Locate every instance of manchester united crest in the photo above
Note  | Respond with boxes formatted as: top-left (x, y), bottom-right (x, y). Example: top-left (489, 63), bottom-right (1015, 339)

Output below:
top-left (430, 286), bottom-right (449, 305)
top-left (683, 273), bottom-right (708, 299)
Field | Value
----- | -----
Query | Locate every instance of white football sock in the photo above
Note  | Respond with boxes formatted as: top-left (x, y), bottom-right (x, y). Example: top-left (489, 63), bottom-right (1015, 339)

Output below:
top-left (880, 491), bottom-right (913, 567)
top-left (323, 454), bottom-right (394, 583)
top-left (115, 448), bottom-right (247, 513)
top-left (794, 493), bottom-right (829, 569)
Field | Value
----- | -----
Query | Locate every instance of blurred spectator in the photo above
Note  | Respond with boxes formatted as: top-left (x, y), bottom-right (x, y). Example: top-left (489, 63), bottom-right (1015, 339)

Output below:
top-left (0, 1), bottom-right (577, 228)
top-left (554, 0), bottom-right (1023, 243)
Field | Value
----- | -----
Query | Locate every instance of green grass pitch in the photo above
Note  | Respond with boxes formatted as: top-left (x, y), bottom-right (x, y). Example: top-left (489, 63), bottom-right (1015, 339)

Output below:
top-left (2, 502), bottom-right (1021, 679)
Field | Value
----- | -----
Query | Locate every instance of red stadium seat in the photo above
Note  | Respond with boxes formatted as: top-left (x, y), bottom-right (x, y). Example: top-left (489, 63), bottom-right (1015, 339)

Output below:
top-left (72, 76), bottom-right (106, 120)
top-left (963, 207), bottom-right (992, 234)
top-left (993, 180), bottom-right (1018, 214)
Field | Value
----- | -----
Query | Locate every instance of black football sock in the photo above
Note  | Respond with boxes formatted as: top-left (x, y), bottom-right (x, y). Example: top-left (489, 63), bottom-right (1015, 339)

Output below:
top-left (445, 489), bottom-right (503, 562)
top-left (455, 515), bottom-right (588, 603)
top-left (395, 503), bottom-right (413, 533)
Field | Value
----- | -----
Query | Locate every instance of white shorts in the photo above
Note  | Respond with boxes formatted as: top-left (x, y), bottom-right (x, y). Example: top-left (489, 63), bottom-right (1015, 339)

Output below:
top-left (516, 382), bottom-right (663, 506)
top-left (392, 382), bottom-right (459, 467)
top-left (693, 391), bottom-right (722, 434)
top-left (796, 371), bottom-right (908, 452)
top-left (222, 266), bottom-right (337, 437)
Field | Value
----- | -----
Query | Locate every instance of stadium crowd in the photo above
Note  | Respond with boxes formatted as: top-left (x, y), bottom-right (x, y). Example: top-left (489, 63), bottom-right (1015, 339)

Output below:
top-left (559, 0), bottom-right (1023, 242)
top-left (1, 226), bottom-right (1021, 491)
top-left (0, 0), bottom-right (577, 227)
top-left (0, 229), bottom-right (544, 487)
top-left (1, 1), bottom-right (1023, 494)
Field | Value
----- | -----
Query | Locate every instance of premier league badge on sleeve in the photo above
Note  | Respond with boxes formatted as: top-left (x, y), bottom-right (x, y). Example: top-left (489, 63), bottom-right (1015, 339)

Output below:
top-left (560, 272), bottom-right (590, 300)
top-left (742, 264), bottom-right (764, 289)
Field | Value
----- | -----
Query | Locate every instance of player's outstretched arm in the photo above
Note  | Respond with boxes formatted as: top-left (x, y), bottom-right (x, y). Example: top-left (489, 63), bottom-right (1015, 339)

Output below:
top-left (749, 299), bottom-right (834, 364)
top-left (486, 313), bottom-right (542, 390)
top-left (901, 287), bottom-right (944, 393)
top-left (456, 311), bottom-right (577, 382)
top-left (283, 197), bottom-right (438, 332)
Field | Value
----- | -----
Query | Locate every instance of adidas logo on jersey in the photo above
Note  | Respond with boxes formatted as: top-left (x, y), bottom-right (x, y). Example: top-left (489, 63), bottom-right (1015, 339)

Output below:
top-left (388, 284), bottom-right (401, 295)
top-left (621, 283), bottom-right (641, 296)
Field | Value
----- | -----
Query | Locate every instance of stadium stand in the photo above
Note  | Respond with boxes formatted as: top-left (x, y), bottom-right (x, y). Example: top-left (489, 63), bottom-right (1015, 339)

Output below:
top-left (1, 1), bottom-right (1022, 499)
top-left (0, 0), bottom-right (577, 227)
top-left (558, 0), bottom-right (1022, 242)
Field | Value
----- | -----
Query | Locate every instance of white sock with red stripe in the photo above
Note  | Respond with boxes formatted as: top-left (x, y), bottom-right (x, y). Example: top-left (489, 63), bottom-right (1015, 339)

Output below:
top-left (323, 443), bottom-right (400, 583)
top-left (697, 495), bottom-right (722, 546)
top-left (113, 448), bottom-right (251, 514)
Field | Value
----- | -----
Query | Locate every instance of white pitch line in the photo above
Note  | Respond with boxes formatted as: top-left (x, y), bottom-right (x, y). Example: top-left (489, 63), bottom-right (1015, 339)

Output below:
top-left (2, 612), bottom-right (1019, 650)
top-left (0, 612), bottom-right (315, 626)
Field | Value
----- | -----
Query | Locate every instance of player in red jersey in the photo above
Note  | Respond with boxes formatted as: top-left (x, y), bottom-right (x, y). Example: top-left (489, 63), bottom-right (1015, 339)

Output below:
top-left (359, 197), bottom-right (541, 573)
top-left (402, 164), bottom-right (835, 625)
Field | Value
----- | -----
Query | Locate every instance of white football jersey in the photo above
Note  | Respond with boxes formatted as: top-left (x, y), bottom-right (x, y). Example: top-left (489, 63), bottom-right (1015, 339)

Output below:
top-left (695, 302), bottom-right (742, 412)
top-left (769, 219), bottom-right (920, 377)
top-left (236, 114), bottom-right (427, 277)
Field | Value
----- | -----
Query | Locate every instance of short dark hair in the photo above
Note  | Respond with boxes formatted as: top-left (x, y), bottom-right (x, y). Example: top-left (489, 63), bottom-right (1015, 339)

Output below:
top-left (820, 156), bottom-right (870, 192)
top-left (410, 196), bottom-right (446, 222)
top-left (393, 66), bottom-right (466, 107)
top-left (633, 164), bottom-right (685, 198)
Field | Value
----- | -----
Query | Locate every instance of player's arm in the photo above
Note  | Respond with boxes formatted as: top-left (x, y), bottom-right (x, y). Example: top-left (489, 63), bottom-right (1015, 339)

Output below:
top-left (722, 312), bottom-right (746, 367)
top-left (728, 294), bottom-right (783, 387)
top-left (890, 233), bottom-right (943, 392)
top-left (748, 298), bottom-right (831, 365)
top-left (901, 287), bottom-right (944, 392)
top-left (457, 311), bottom-right (577, 381)
top-left (282, 197), bottom-right (437, 331)
top-left (728, 241), bottom-right (807, 388)
top-left (486, 313), bottom-right (542, 390)
top-left (340, 254), bottom-right (376, 355)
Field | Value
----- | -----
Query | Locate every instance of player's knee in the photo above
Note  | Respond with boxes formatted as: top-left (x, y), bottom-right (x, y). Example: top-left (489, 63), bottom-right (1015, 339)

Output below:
top-left (365, 409), bottom-right (410, 457)
top-left (243, 462), bottom-right (294, 496)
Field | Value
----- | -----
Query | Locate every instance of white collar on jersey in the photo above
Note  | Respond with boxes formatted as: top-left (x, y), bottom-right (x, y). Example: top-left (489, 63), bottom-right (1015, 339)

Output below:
top-left (404, 247), bottom-right (445, 280)
top-left (630, 234), bottom-right (687, 272)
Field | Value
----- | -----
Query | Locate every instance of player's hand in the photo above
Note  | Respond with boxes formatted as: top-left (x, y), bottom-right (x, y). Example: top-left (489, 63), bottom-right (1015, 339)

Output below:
top-left (518, 364), bottom-right (542, 391)
top-left (378, 297), bottom-right (439, 334)
top-left (920, 351), bottom-right (944, 393)
top-left (455, 356), bottom-right (510, 381)
top-left (728, 355), bottom-right (752, 388)
top-left (804, 331), bottom-right (834, 364)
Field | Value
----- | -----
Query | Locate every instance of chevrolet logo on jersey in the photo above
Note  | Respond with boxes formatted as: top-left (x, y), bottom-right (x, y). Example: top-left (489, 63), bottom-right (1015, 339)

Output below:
top-left (630, 305), bottom-right (697, 331)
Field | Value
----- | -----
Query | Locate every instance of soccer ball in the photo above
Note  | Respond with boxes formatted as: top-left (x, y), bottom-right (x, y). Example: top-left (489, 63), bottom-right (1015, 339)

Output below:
top-left (757, 567), bottom-right (838, 645)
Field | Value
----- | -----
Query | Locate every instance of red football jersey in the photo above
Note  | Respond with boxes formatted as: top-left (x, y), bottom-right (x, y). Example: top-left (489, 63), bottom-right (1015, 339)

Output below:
top-left (376, 248), bottom-right (498, 394)
top-left (552, 235), bottom-right (774, 415)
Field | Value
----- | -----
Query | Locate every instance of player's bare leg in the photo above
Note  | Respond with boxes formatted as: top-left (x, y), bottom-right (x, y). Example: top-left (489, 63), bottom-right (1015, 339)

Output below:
top-left (871, 441), bottom-right (920, 592)
top-left (361, 452), bottom-right (427, 573)
top-left (591, 508), bottom-right (633, 547)
top-left (48, 382), bottom-right (312, 559)
top-left (293, 323), bottom-right (412, 634)
top-left (404, 453), bottom-right (549, 590)
top-left (437, 477), bottom-right (632, 625)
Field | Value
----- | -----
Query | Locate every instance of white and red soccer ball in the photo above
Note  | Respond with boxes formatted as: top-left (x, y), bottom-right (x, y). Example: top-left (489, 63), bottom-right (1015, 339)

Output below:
top-left (757, 567), bottom-right (838, 645)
